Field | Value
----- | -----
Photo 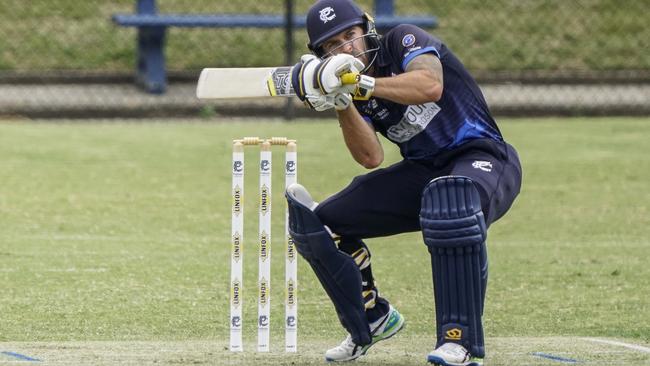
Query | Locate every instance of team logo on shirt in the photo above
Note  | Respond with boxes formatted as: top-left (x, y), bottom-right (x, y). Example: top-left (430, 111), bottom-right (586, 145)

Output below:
top-left (402, 34), bottom-right (416, 47)
top-left (472, 160), bottom-right (493, 172)
top-left (319, 7), bottom-right (336, 23)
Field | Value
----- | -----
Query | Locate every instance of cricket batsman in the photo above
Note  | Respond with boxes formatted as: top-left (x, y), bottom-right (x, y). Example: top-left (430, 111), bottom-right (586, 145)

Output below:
top-left (285, 0), bottom-right (522, 364)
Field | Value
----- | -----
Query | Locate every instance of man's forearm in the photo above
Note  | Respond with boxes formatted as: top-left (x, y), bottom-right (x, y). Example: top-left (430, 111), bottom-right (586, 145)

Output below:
top-left (372, 69), bottom-right (442, 105)
top-left (336, 107), bottom-right (383, 169)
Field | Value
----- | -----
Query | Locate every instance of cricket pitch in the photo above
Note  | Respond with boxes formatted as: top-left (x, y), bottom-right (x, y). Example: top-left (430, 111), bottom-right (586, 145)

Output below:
top-left (1, 337), bottom-right (649, 365)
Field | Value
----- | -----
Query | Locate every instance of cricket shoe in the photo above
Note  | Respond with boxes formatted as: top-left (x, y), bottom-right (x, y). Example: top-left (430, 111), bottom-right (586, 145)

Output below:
top-left (325, 305), bottom-right (405, 362)
top-left (427, 342), bottom-right (483, 366)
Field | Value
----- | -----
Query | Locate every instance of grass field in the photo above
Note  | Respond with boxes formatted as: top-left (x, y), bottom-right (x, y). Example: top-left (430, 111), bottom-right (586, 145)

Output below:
top-left (1, 0), bottom-right (648, 71)
top-left (0, 117), bottom-right (649, 365)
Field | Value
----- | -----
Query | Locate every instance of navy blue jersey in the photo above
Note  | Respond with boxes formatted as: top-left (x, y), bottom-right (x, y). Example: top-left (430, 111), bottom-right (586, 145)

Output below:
top-left (354, 24), bottom-right (502, 160)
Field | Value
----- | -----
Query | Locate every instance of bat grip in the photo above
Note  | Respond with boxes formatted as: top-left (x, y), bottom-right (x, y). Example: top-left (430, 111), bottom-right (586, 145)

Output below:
top-left (340, 72), bottom-right (360, 85)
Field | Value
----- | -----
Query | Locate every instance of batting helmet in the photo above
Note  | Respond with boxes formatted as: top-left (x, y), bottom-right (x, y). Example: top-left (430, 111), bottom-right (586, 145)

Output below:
top-left (306, 0), bottom-right (380, 70)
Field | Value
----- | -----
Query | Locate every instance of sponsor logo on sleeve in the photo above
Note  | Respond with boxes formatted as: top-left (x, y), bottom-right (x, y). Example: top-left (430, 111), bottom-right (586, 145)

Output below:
top-left (404, 46), bottom-right (422, 58)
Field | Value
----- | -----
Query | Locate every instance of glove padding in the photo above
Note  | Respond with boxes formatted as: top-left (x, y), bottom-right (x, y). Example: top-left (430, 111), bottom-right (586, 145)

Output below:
top-left (313, 54), bottom-right (365, 94)
top-left (291, 54), bottom-right (365, 111)
top-left (292, 54), bottom-right (334, 111)
top-left (351, 74), bottom-right (375, 100)
top-left (325, 73), bottom-right (374, 111)
top-left (333, 92), bottom-right (352, 111)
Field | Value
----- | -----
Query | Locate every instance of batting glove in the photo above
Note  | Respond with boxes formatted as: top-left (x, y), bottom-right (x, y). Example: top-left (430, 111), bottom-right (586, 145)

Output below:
top-left (351, 74), bottom-right (375, 100)
top-left (291, 54), bottom-right (335, 111)
top-left (333, 92), bottom-right (353, 111)
top-left (328, 72), bottom-right (375, 102)
top-left (314, 54), bottom-right (365, 94)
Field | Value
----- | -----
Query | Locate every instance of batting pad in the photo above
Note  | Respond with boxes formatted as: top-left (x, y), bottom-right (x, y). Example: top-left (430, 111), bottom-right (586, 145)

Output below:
top-left (420, 176), bottom-right (487, 358)
top-left (286, 184), bottom-right (371, 346)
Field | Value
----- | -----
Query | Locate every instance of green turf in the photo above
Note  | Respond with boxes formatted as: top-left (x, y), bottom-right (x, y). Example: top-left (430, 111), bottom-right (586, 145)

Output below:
top-left (0, 118), bottom-right (648, 360)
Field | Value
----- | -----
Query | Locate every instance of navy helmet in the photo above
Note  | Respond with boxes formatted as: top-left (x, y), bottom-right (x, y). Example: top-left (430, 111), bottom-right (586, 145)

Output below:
top-left (306, 0), bottom-right (380, 71)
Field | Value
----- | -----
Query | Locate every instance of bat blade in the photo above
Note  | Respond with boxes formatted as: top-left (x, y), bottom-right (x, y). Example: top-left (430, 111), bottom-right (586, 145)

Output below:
top-left (196, 67), bottom-right (295, 99)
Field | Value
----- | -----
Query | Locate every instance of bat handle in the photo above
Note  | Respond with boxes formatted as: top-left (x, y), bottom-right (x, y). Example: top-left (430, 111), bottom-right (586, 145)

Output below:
top-left (340, 72), bottom-right (360, 85)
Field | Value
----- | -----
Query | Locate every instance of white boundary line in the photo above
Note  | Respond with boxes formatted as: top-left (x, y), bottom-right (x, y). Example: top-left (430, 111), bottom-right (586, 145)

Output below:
top-left (582, 337), bottom-right (650, 353)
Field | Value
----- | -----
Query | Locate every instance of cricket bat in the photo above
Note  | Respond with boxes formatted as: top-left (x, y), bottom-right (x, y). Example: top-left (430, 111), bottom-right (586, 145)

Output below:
top-left (196, 66), bottom-right (359, 99)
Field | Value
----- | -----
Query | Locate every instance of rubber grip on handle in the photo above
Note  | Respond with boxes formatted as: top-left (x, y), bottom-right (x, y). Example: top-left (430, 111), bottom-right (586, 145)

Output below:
top-left (340, 72), bottom-right (360, 85)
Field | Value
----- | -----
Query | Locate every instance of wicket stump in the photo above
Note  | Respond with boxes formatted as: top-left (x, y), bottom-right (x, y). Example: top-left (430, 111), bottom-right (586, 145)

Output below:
top-left (230, 137), bottom-right (298, 353)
